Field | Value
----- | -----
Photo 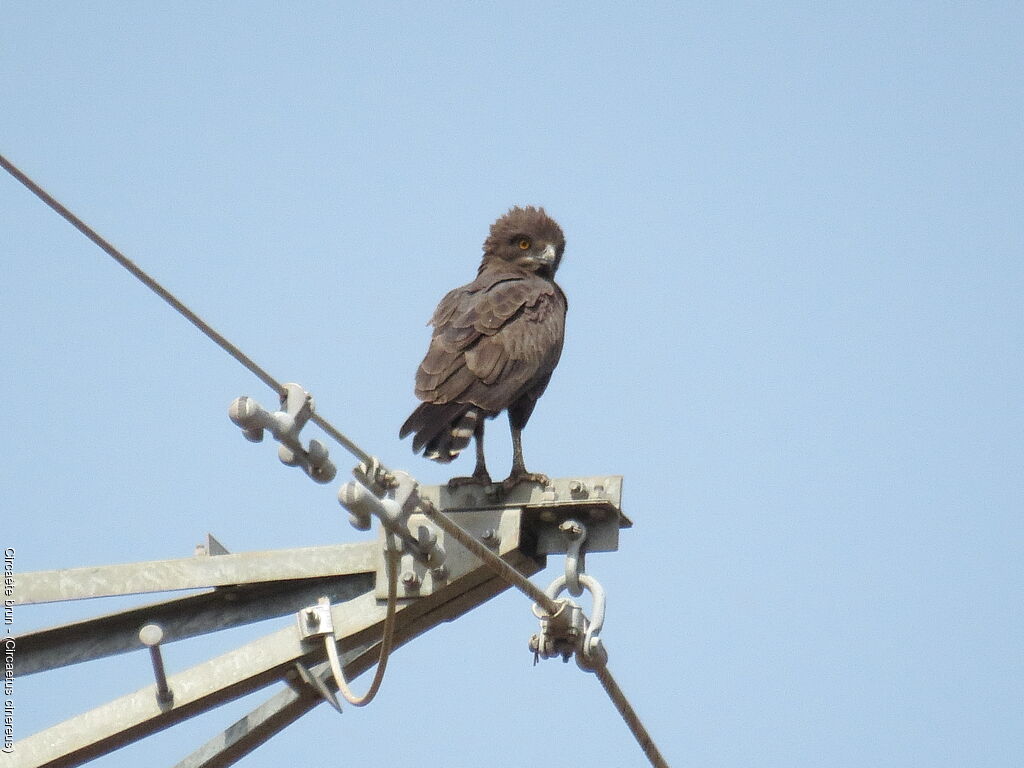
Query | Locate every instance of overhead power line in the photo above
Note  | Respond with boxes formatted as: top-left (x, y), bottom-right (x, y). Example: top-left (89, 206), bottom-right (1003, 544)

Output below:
top-left (2, 151), bottom-right (668, 767)
top-left (0, 152), bottom-right (373, 465)
top-left (0, 154), bottom-right (284, 396)
top-left (420, 497), bottom-right (669, 766)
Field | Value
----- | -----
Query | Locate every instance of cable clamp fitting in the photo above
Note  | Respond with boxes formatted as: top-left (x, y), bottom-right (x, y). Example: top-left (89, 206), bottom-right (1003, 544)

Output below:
top-left (529, 574), bottom-right (607, 671)
top-left (529, 519), bottom-right (608, 672)
top-left (338, 469), bottom-right (445, 572)
top-left (229, 382), bottom-right (336, 484)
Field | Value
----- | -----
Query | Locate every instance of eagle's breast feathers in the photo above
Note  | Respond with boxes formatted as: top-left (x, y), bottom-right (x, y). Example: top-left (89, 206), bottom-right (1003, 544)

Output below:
top-left (414, 268), bottom-right (566, 414)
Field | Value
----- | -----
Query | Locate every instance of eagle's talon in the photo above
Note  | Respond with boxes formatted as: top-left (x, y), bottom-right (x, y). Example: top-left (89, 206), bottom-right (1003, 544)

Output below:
top-left (501, 472), bottom-right (550, 492)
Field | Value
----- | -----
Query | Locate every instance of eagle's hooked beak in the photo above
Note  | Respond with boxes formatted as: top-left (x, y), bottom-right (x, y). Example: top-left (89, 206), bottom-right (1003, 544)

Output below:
top-left (538, 243), bottom-right (557, 265)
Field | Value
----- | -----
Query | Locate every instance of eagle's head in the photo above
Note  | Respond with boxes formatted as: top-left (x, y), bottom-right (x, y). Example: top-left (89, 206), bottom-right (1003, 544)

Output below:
top-left (482, 206), bottom-right (565, 278)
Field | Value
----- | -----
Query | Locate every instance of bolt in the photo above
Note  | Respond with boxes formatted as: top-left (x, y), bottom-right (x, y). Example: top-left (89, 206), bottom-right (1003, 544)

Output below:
top-left (559, 520), bottom-right (584, 538)
top-left (417, 525), bottom-right (437, 550)
top-left (569, 480), bottom-right (585, 494)
top-left (481, 529), bottom-right (499, 547)
top-left (139, 624), bottom-right (174, 706)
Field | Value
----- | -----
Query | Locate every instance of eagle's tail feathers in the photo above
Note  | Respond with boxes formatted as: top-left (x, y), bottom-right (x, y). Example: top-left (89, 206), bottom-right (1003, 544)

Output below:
top-left (400, 402), bottom-right (480, 463)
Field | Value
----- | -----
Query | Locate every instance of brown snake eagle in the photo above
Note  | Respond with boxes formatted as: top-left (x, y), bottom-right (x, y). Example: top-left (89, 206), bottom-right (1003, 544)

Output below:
top-left (400, 206), bottom-right (567, 490)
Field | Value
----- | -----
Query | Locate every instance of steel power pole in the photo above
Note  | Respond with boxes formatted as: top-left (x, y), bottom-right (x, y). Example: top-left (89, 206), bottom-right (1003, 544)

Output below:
top-left (12, 475), bottom-right (628, 768)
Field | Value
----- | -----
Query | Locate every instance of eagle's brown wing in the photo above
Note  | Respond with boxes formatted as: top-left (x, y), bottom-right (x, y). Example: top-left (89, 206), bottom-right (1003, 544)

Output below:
top-left (414, 269), bottom-right (566, 413)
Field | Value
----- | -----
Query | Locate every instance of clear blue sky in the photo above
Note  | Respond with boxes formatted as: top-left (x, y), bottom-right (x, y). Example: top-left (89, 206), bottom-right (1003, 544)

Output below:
top-left (3, 3), bottom-right (1022, 766)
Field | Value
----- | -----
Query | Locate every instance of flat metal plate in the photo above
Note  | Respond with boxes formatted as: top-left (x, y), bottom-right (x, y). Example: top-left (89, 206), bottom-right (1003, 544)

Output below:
top-left (378, 476), bottom-right (629, 597)
top-left (434, 475), bottom-right (629, 556)
top-left (426, 475), bottom-right (627, 518)
top-left (376, 507), bottom-right (522, 599)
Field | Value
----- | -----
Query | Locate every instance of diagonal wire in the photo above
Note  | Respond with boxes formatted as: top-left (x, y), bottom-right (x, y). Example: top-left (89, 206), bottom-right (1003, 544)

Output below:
top-left (419, 499), bottom-right (561, 615)
top-left (0, 153), bottom-right (284, 397)
top-left (4, 150), bottom-right (665, 767)
top-left (420, 501), bottom-right (668, 766)
top-left (0, 152), bottom-right (371, 466)
top-left (595, 665), bottom-right (670, 767)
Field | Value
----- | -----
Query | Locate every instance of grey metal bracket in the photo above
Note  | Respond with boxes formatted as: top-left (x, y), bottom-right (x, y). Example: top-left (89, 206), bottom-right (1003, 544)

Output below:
top-left (229, 382), bottom-right (336, 483)
top-left (293, 600), bottom-right (344, 714)
top-left (11, 475), bottom-right (626, 768)
top-left (292, 660), bottom-right (343, 715)
top-left (375, 506), bottom-right (524, 599)
top-left (428, 475), bottom-right (630, 555)
top-left (380, 475), bottom-right (629, 599)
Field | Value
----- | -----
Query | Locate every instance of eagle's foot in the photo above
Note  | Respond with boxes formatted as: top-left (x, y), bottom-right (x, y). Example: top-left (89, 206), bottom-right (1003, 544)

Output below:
top-left (500, 471), bottom-right (550, 492)
top-left (447, 472), bottom-right (493, 489)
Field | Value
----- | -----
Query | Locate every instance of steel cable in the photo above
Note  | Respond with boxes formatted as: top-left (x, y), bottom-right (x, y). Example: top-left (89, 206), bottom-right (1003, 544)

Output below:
top-left (595, 665), bottom-right (670, 767)
top-left (1, 152), bottom-right (372, 466)
top-left (420, 499), bottom-right (669, 766)
top-left (4, 151), bottom-right (667, 767)
top-left (418, 499), bottom-right (561, 615)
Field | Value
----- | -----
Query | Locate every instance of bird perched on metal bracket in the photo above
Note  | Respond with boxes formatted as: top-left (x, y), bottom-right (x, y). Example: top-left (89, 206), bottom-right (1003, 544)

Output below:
top-left (400, 206), bottom-right (567, 491)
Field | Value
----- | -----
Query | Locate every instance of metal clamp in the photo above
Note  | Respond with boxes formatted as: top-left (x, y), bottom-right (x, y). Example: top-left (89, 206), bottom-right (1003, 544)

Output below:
top-left (229, 383), bottom-right (337, 483)
top-left (294, 597), bottom-right (345, 713)
top-left (353, 456), bottom-right (397, 495)
top-left (529, 573), bottom-right (608, 672)
top-left (296, 539), bottom-right (401, 710)
top-left (338, 469), bottom-right (444, 569)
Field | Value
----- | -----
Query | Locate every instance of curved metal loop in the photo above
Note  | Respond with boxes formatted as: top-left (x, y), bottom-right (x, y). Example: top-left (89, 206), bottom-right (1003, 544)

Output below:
top-left (545, 573), bottom-right (605, 639)
top-left (323, 542), bottom-right (401, 707)
top-left (533, 572), bottom-right (608, 670)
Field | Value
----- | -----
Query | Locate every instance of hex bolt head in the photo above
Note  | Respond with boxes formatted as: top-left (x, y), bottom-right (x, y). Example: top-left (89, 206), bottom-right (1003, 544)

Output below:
top-left (481, 529), bottom-right (499, 547)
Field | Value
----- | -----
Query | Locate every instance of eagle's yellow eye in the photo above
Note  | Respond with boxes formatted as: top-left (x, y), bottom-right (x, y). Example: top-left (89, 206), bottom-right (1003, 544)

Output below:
top-left (518, 238), bottom-right (531, 250)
